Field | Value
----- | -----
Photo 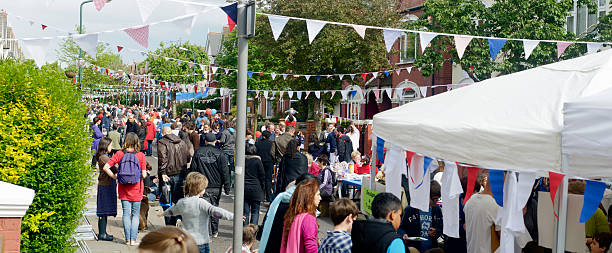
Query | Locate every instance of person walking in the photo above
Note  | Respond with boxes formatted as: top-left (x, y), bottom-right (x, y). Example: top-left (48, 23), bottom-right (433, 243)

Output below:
top-left (92, 117), bottom-right (104, 152)
top-left (101, 133), bottom-right (147, 246)
top-left (94, 137), bottom-right (116, 241)
top-left (244, 142), bottom-right (265, 225)
top-left (276, 139), bottom-right (308, 194)
top-left (189, 133), bottom-right (231, 238)
top-left (157, 126), bottom-right (191, 226)
top-left (346, 123), bottom-right (360, 153)
top-left (145, 117), bottom-right (156, 156)
top-left (256, 131), bottom-right (274, 202)
top-left (280, 178), bottom-right (321, 253)
top-left (219, 121), bottom-right (236, 179)
top-left (108, 124), bottom-right (122, 156)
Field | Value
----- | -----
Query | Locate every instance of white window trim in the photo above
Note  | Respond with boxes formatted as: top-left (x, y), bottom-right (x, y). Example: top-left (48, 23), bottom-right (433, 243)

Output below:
top-left (566, 0), bottom-right (608, 35)
top-left (398, 33), bottom-right (417, 64)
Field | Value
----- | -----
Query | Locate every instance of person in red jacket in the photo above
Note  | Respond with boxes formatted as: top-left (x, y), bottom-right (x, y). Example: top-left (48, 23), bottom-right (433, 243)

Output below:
top-left (144, 117), bottom-right (156, 156)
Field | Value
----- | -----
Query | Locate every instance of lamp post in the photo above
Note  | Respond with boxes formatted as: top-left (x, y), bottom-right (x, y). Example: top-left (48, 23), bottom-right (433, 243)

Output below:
top-left (179, 47), bottom-right (197, 114)
top-left (78, 0), bottom-right (111, 90)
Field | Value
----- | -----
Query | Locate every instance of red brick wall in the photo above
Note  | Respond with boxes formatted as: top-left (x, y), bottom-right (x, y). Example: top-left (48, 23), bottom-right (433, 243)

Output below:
top-left (0, 217), bottom-right (22, 253)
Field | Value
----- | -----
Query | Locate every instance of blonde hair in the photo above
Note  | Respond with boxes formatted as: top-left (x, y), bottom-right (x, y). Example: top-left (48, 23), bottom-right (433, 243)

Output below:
top-left (351, 150), bottom-right (361, 159)
top-left (138, 226), bottom-right (198, 253)
top-left (243, 224), bottom-right (258, 245)
top-left (183, 172), bottom-right (208, 196)
top-left (162, 126), bottom-right (172, 136)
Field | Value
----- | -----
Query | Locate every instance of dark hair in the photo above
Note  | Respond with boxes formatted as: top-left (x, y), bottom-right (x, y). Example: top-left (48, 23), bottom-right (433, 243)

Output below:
top-left (317, 154), bottom-right (329, 166)
top-left (461, 176), bottom-right (481, 195)
top-left (262, 130), bottom-right (271, 139)
top-left (309, 132), bottom-right (318, 143)
top-left (424, 248), bottom-right (445, 253)
top-left (594, 232), bottom-right (612, 253)
top-left (336, 126), bottom-right (345, 133)
top-left (162, 115), bottom-right (170, 123)
top-left (287, 114), bottom-right (295, 122)
top-left (430, 180), bottom-right (441, 199)
top-left (371, 192), bottom-right (401, 219)
top-left (93, 117), bottom-right (101, 124)
top-left (185, 121), bottom-right (195, 131)
top-left (286, 139), bottom-right (298, 158)
top-left (95, 137), bottom-right (112, 164)
top-left (245, 143), bottom-right (257, 155)
top-left (329, 198), bottom-right (359, 226)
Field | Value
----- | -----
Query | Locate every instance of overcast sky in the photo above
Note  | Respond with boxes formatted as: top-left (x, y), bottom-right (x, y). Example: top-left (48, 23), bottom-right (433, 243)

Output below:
top-left (3, 0), bottom-right (229, 66)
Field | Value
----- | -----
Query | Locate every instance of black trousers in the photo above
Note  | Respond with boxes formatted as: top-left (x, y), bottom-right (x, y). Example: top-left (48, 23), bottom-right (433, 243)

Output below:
top-left (262, 161), bottom-right (274, 202)
top-left (162, 174), bottom-right (184, 226)
top-left (203, 187), bottom-right (221, 234)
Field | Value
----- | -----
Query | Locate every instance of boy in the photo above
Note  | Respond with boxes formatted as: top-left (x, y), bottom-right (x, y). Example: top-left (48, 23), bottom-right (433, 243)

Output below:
top-left (352, 192), bottom-right (406, 253)
top-left (591, 232), bottom-right (612, 253)
top-left (318, 198), bottom-right (359, 253)
top-left (398, 181), bottom-right (443, 252)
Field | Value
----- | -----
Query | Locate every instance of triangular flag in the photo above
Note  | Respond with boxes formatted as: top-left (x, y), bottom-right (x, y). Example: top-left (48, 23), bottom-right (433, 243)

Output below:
top-left (279, 91), bottom-right (284, 99)
top-left (268, 15), bottom-right (290, 41)
top-left (287, 91), bottom-right (293, 99)
top-left (188, 62), bottom-right (195, 68)
top-left (270, 73), bottom-right (277, 80)
top-left (296, 91), bottom-right (302, 100)
top-left (73, 33), bottom-right (98, 59)
top-left (349, 74), bottom-right (355, 80)
top-left (314, 91), bottom-right (320, 99)
top-left (351, 24), bottom-right (367, 39)
top-left (419, 86), bottom-right (427, 98)
top-left (306, 20), bottom-right (327, 44)
top-left (350, 90), bottom-right (357, 98)
top-left (282, 74), bottom-right (288, 80)
top-left (488, 38), bottom-right (507, 61)
top-left (211, 66), bottom-right (219, 73)
top-left (21, 38), bottom-right (52, 66)
top-left (330, 90), bottom-right (336, 98)
top-left (395, 69), bottom-right (402, 76)
top-left (117, 46), bottom-right (124, 52)
top-left (225, 68), bottom-right (230, 75)
top-left (454, 35), bottom-right (473, 59)
top-left (385, 88), bottom-right (393, 98)
top-left (407, 67), bottom-right (413, 73)
top-left (254, 90), bottom-right (260, 97)
top-left (304, 75), bottom-right (311, 81)
top-left (557, 41), bottom-right (573, 58)
top-left (376, 137), bottom-right (385, 164)
top-left (587, 43), bottom-right (603, 54)
top-left (247, 72), bottom-right (254, 79)
top-left (41, 24), bottom-right (48, 30)
top-left (338, 74), bottom-right (345, 80)
top-left (373, 89), bottom-right (380, 100)
top-left (123, 25), bottom-right (149, 48)
top-left (171, 14), bottom-right (196, 35)
top-left (580, 180), bottom-right (606, 223)
top-left (383, 71), bottom-right (389, 77)
top-left (361, 73), bottom-right (367, 81)
top-left (419, 32), bottom-right (438, 53)
top-left (135, 0), bottom-right (161, 23)
top-left (523, 40), bottom-right (539, 59)
top-left (305, 91), bottom-right (311, 99)
top-left (372, 72), bottom-right (379, 79)
top-left (488, 169), bottom-right (505, 207)
top-left (221, 3), bottom-right (238, 32)
top-left (177, 60), bottom-right (183, 65)
top-left (548, 171), bottom-right (565, 219)
top-left (316, 76), bottom-right (321, 82)
top-left (263, 91), bottom-right (269, 99)
top-left (94, 0), bottom-right (106, 11)
top-left (340, 90), bottom-right (348, 100)
top-left (463, 167), bottom-right (479, 205)
top-left (383, 29), bottom-right (403, 52)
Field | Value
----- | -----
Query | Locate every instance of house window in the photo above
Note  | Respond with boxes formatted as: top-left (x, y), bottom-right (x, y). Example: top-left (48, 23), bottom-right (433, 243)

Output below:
top-left (567, 0), bottom-right (608, 35)
top-left (265, 99), bottom-right (274, 118)
top-left (399, 33), bottom-right (417, 63)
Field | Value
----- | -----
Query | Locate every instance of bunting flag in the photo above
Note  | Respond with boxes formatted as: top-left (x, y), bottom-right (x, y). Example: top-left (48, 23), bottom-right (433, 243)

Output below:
top-left (372, 72), bottom-right (379, 79)
top-left (296, 91), bottom-right (302, 100)
top-left (361, 73), bottom-right (368, 81)
top-left (306, 20), bottom-right (327, 44)
top-left (304, 91), bottom-right (311, 99)
top-left (21, 38), bottom-right (52, 66)
top-left (94, 0), bottom-right (106, 11)
top-left (270, 73), bottom-right (277, 80)
top-left (489, 169), bottom-right (505, 207)
top-left (463, 167), bottom-right (479, 205)
top-left (454, 35), bottom-right (472, 59)
top-left (314, 91), bottom-right (321, 99)
top-left (247, 72), bottom-right (254, 79)
top-left (117, 46), bottom-right (124, 52)
top-left (172, 14), bottom-right (196, 35)
top-left (395, 69), bottom-right (402, 76)
top-left (338, 74), bottom-right (345, 80)
top-left (263, 90), bottom-right (269, 99)
top-left (350, 90), bottom-right (357, 98)
top-left (287, 91), bottom-right (293, 99)
top-left (352, 24), bottom-right (367, 39)
top-left (383, 71), bottom-right (389, 77)
top-left (211, 66), bottom-right (219, 74)
top-left (557, 42), bottom-right (573, 58)
top-left (279, 90), bottom-right (284, 99)
top-left (282, 74), bottom-right (288, 80)
top-left (373, 89), bottom-right (380, 100)
top-left (407, 66), bottom-right (413, 73)
top-left (383, 29), bottom-right (403, 52)
top-left (488, 38), bottom-right (507, 61)
top-left (73, 33), bottom-right (98, 59)
top-left (135, 0), bottom-right (161, 23)
top-left (188, 62), bottom-right (195, 68)
top-left (41, 24), bottom-right (47, 30)
top-left (268, 15), bottom-right (290, 41)
top-left (316, 75), bottom-right (321, 82)
top-left (441, 161), bottom-right (463, 238)
top-left (408, 154), bottom-right (433, 211)
top-left (225, 68), bottom-right (230, 74)
top-left (587, 43), bottom-right (603, 54)
top-left (340, 90), bottom-right (349, 100)
top-left (330, 90), bottom-right (336, 98)
top-left (255, 90), bottom-right (260, 97)
top-left (548, 171), bottom-right (566, 219)
top-left (419, 32), bottom-right (438, 53)
top-left (304, 75), bottom-right (311, 81)
top-left (376, 137), bottom-right (385, 164)
top-left (385, 88), bottom-right (393, 98)
top-left (123, 25), bottom-right (149, 48)
top-left (419, 86), bottom-right (427, 98)
top-left (385, 143), bottom-right (407, 199)
top-left (221, 3), bottom-right (238, 32)
top-left (523, 40), bottom-right (539, 60)
top-left (349, 74), bottom-right (356, 80)
top-left (580, 180), bottom-right (606, 223)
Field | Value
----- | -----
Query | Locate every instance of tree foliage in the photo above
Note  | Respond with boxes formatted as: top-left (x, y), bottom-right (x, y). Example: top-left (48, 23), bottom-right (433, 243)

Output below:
top-left (142, 41), bottom-right (209, 85)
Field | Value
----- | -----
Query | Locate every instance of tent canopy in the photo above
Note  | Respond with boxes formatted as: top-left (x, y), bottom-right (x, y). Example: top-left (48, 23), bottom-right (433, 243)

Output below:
top-left (373, 50), bottom-right (612, 177)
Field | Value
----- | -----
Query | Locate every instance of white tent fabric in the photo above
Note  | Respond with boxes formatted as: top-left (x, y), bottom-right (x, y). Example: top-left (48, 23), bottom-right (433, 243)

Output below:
top-left (373, 49), bottom-right (612, 175)
top-left (563, 87), bottom-right (612, 178)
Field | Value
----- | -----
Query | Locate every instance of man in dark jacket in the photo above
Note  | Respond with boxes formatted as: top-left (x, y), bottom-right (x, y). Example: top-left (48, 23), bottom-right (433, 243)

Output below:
top-left (323, 123), bottom-right (337, 163)
top-left (189, 132), bottom-right (231, 237)
top-left (219, 120), bottom-right (236, 175)
top-left (398, 180), bottom-right (443, 252)
top-left (352, 192), bottom-right (406, 253)
top-left (256, 131), bottom-right (274, 202)
top-left (157, 126), bottom-right (191, 226)
top-left (335, 126), bottom-right (353, 163)
top-left (270, 125), bottom-right (295, 164)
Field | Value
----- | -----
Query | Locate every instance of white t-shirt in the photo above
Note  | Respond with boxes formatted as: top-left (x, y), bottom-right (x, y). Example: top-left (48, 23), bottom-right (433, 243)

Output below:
top-left (464, 193), bottom-right (500, 253)
top-left (346, 125), bottom-right (360, 152)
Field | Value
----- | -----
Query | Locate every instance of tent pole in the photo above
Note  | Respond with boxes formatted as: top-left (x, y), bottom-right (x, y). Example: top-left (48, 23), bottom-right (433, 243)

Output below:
top-left (553, 155), bottom-right (569, 253)
top-left (370, 135), bottom-right (376, 189)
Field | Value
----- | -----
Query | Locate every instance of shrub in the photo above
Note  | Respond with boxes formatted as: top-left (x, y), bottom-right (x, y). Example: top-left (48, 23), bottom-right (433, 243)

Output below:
top-left (0, 59), bottom-right (93, 252)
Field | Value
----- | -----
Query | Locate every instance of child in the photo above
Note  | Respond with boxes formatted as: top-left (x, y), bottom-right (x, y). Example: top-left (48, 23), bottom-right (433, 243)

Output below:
top-left (317, 155), bottom-right (335, 201)
top-left (225, 224), bottom-right (259, 253)
top-left (591, 232), bottom-right (612, 253)
top-left (351, 192), bottom-right (406, 253)
top-left (398, 181), bottom-right (443, 252)
top-left (161, 172), bottom-right (234, 253)
top-left (138, 226), bottom-right (198, 253)
top-left (318, 198), bottom-right (359, 253)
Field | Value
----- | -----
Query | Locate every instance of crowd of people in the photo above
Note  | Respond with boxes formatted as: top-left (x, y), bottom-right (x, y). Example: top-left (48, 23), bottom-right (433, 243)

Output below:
top-left (87, 103), bottom-right (612, 253)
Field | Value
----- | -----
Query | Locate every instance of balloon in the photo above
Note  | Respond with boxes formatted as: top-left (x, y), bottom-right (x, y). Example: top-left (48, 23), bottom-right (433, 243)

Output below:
top-left (211, 109), bottom-right (217, 115)
top-left (205, 108), bottom-right (211, 115)
top-left (255, 131), bottom-right (262, 138)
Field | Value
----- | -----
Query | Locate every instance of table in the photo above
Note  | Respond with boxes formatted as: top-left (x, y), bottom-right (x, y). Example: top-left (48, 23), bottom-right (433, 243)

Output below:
top-left (338, 178), bottom-right (362, 199)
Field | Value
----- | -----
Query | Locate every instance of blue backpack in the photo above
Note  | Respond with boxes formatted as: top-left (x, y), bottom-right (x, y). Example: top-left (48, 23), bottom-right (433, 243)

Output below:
top-left (117, 150), bottom-right (141, 184)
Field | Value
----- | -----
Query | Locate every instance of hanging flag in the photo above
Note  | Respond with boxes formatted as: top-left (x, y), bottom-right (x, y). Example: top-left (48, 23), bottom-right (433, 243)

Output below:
top-left (188, 62), bottom-right (195, 68)
top-left (373, 89), bottom-right (380, 100)
top-left (523, 40), bottom-right (539, 60)
top-left (135, 0), bottom-right (161, 23)
top-left (454, 35), bottom-right (473, 59)
top-left (488, 38), bottom-right (507, 61)
top-left (247, 72), bottom-right (254, 79)
top-left (407, 67), bottom-right (413, 73)
top-left (268, 15), bottom-right (290, 41)
top-left (94, 0), bottom-right (106, 11)
top-left (383, 29), bottom-right (403, 52)
top-left (263, 91), bottom-right (269, 99)
top-left (361, 73), bottom-right (367, 81)
top-left (221, 3), bottom-right (238, 32)
top-left (349, 74), bottom-right (356, 80)
top-left (270, 73), bottom-right (277, 80)
top-left (287, 91), bottom-right (293, 99)
top-left (225, 68), bottom-right (230, 75)
top-left (580, 180), bottom-right (606, 223)
top-left (351, 24), bottom-right (367, 39)
top-left (306, 20), bottom-right (327, 44)
top-left (441, 161), bottom-right (464, 238)
top-left (419, 32), bottom-right (438, 53)
top-left (376, 137), bottom-right (385, 164)
top-left (316, 76), bottom-right (321, 82)
top-left (124, 25), bottom-right (149, 48)
top-left (73, 33), bottom-right (98, 59)
top-left (548, 171), bottom-right (565, 219)
top-left (296, 91), bottom-right (302, 100)
top-left (395, 69), bottom-right (402, 76)
top-left (282, 74), bottom-right (288, 80)
top-left (372, 72), bottom-right (379, 79)
top-left (21, 38), bottom-right (52, 66)
top-left (350, 90), bottom-right (357, 98)
top-left (383, 71), bottom-right (389, 77)
top-left (385, 144), bottom-right (408, 199)
top-left (314, 91), bottom-right (321, 99)
top-left (488, 169), bottom-right (505, 207)
top-left (338, 74), bottom-right (345, 80)
top-left (211, 66), bottom-right (219, 74)
top-left (557, 42), bottom-right (573, 58)
top-left (41, 24), bottom-right (48, 30)
top-left (279, 90), bottom-right (284, 99)
top-left (340, 90), bottom-right (349, 100)
top-left (384, 88), bottom-right (393, 98)
top-left (171, 14), bottom-right (196, 35)
top-left (304, 75), bottom-right (311, 81)
top-left (587, 43), bottom-right (603, 54)
top-left (330, 90), bottom-right (336, 98)
top-left (419, 86), bottom-right (428, 98)
top-left (304, 91), bottom-right (311, 99)
top-left (117, 46), bottom-right (124, 52)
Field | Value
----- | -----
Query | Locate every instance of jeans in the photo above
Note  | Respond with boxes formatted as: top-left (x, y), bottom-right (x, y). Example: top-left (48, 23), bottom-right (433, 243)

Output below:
top-left (162, 174), bottom-right (185, 226)
top-left (120, 200), bottom-right (141, 242)
top-left (243, 199), bottom-right (261, 225)
top-left (262, 161), bottom-right (274, 202)
top-left (203, 187), bottom-right (221, 234)
top-left (198, 243), bottom-right (210, 253)
top-left (224, 151), bottom-right (235, 186)
top-left (146, 140), bottom-right (152, 156)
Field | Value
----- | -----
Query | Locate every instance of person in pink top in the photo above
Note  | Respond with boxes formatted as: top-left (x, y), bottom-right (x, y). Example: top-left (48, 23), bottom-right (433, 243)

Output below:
top-left (281, 178), bottom-right (321, 253)
top-left (102, 132), bottom-right (147, 246)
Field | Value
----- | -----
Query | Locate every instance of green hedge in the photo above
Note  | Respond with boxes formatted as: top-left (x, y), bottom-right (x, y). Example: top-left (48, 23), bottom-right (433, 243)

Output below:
top-left (0, 59), bottom-right (92, 252)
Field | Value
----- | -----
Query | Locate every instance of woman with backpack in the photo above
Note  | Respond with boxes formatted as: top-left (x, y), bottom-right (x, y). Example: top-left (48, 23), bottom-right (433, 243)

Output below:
top-left (102, 132), bottom-right (148, 246)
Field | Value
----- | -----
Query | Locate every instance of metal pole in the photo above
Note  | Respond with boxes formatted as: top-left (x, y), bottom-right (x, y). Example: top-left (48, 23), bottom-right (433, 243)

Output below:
top-left (78, 0), bottom-right (93, 90)
top-left (192, 50), bottom-right (196, 113)
top-left (233, 3), bottom-right (250, 251)
top-left (553, 155), bottom-right (569, 253)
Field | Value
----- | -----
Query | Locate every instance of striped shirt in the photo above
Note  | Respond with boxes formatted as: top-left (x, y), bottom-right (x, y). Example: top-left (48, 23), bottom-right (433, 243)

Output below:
top-left (318, 230), bottom-right (352, 253)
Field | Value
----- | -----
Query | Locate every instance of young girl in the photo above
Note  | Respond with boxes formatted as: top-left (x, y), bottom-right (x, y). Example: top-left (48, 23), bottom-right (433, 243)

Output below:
top-left (281, 178), bottom-right (321, 253)
top-left (95, 137), bottom-right (116, 241)
top-left (102, 132), bottom-right (147, 246)
top-left (138, 226), bottom-right (199, 253)
top-left (225, 224), bottom-right (259, 253)
top-left (162, 172), bottom-right (235, 253)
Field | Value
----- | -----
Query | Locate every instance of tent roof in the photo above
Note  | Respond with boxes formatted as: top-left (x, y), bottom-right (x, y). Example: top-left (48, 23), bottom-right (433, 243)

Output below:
top-left (373, 50), bottom-right (612, 174)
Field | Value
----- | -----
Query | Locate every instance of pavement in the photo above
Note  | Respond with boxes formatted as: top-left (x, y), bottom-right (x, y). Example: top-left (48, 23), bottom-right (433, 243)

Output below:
top-left (82, 143), bottom-right (334, 252)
